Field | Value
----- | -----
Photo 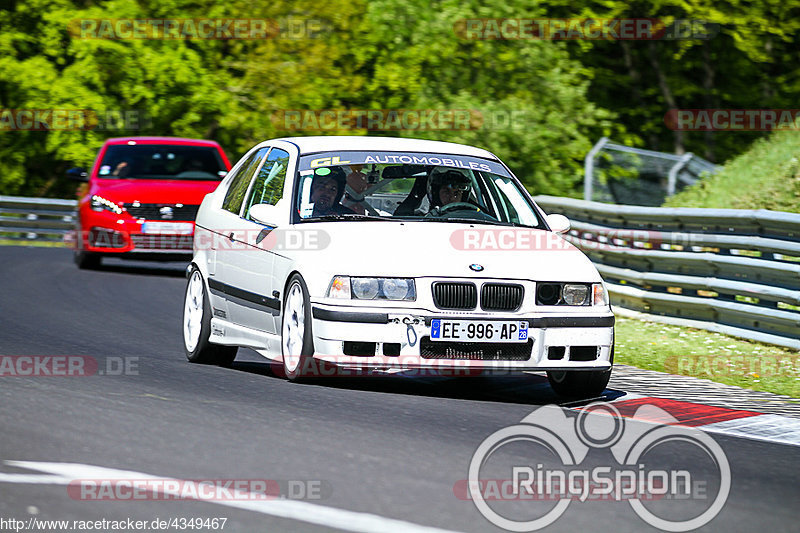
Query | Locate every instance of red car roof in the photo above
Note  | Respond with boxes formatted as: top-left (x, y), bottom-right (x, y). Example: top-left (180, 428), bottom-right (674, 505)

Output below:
top-left (103, 136), bottom-right (223, 147)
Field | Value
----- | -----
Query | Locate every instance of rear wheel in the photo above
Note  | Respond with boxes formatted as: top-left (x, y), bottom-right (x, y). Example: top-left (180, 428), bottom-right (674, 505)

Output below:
top-left (281, 274), bottom-right (314, 381)
top-left (183, 268), bottom-right (237, 366)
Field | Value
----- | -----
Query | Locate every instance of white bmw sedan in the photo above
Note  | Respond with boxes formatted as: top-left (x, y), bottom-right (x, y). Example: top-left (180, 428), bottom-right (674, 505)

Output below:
top-left (183, 136), bottom-right (614, 398)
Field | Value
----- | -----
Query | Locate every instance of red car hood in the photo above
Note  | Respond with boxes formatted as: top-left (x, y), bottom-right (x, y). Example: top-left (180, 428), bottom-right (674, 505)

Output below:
top-left (91, 179), bottom-right (222, 205)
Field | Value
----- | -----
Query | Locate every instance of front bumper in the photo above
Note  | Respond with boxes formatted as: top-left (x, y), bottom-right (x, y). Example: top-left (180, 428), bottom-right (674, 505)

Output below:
top-left (77, 208), bottom-right (194, 255)
top-left (308, 303), bottom-right (614, 373)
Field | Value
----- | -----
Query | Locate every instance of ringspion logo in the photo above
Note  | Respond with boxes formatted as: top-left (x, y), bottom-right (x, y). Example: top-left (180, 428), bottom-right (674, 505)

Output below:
top-left (465, 403), bottom-right (729, 531)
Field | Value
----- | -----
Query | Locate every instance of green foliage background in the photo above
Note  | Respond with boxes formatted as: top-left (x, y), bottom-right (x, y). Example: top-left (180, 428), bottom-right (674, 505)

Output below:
top-left (1, 0), bottom-right (797, 198)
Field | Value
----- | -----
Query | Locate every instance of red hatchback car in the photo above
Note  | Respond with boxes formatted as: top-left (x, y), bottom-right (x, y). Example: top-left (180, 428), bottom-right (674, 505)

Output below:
top-left (67, 136), bottom-right (231, 269)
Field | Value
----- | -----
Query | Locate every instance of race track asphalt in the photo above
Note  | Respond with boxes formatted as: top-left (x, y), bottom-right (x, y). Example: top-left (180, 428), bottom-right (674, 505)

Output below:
top-left (1, 246), bottom-right (798, 532)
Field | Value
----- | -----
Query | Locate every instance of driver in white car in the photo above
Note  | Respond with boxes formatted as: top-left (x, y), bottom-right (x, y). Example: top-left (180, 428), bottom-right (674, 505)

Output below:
top-left (426, 168), bottom-right (472, 212)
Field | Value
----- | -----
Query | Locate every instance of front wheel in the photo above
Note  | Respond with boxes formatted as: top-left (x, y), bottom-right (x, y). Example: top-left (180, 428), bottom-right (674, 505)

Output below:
top-left (546, 368), bottom-right (611, 399)
top-left (183, 268), bottom-right (237, 366)
top-left (281, 274), bottom-right (315, 381)
top-left (74, 250), bottom-right (101, 269)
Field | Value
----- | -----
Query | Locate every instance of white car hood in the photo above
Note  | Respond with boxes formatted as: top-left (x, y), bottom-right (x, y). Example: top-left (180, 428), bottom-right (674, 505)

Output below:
top-left (293, 221), bottom-right (601, 282)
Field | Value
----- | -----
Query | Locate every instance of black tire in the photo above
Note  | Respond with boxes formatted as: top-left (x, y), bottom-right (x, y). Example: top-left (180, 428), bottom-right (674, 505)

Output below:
top-left (74, 250), bottom-right (101, 269)
top-left (183, 268), bottom-right (237, 366)
top-left (281, 274), bottom-right (315, 381)
top-left (74, 228), bottom-right (101, 270)
top-left (547, 344), bottom-right (614, 399)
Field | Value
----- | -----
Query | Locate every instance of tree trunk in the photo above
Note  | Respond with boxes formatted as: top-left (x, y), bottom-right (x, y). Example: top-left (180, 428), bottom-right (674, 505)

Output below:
top-left (701, 42), bottom-right (716, 162)
top-left (648, 42), bottom-right (684, 155)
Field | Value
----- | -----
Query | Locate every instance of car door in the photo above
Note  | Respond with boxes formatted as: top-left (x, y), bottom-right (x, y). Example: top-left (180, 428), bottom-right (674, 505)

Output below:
top-left (208, 145), bottom-right (270, 327)
top-left (221, 146), bottom-right (293, 335)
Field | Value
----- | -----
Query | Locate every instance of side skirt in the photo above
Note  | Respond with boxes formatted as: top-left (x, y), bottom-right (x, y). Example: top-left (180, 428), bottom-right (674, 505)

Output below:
top-left (209, 317), bottom-right (281, 360)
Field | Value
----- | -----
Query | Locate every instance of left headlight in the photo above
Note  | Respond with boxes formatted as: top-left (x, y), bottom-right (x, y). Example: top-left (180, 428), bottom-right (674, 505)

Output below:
top-left (328, 276), bottom-right (416, 301)
top-left (91, 195), bottom-right (124, 215)
top-left (536, 282), bottom-right (608, 306)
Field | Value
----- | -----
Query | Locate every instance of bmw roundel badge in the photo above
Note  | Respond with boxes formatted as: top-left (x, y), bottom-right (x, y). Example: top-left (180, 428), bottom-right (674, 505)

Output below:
top-left (469, 264), bottom-right (484, 272)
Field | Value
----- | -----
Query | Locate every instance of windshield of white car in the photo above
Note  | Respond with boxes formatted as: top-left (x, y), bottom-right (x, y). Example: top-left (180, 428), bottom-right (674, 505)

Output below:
top-left (294, 153), bottom-right (543, 227)
top-left (98, 145), bottom-right (228, 180)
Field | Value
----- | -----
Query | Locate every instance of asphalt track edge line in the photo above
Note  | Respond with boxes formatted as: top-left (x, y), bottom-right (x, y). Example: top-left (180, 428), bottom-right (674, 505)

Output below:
top-left (2, 460), bottom-right (465, 533)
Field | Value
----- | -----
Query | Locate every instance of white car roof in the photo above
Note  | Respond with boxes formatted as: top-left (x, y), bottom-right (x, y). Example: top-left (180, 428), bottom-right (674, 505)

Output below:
top-left (271, 136), bottom-right (500, 160)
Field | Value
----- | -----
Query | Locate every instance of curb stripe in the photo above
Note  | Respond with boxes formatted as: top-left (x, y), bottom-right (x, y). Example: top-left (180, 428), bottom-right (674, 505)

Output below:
top-left (702, 414), bottom-right (800, 447)
top-left (604, 397), bottom-right (763, 427)
top-left (591, 395), bottom-right (800, 447)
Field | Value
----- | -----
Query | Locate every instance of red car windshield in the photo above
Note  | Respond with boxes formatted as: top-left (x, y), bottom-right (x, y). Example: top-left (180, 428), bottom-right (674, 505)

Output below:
top-left (98, 144), bottom-right (227, 180)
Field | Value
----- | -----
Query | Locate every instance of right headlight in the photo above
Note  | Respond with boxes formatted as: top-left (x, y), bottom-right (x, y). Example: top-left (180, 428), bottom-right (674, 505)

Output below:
top-left (328, 276), bottom-right (416, 301)
top-left (91, 195), bottom-right (123, 215)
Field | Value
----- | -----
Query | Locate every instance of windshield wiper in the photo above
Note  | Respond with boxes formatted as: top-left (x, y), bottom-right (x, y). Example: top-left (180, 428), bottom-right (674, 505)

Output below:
top-left (409, 217), bottom-right (536, 228)
top-left (311, 213), bottom-right (392, 222)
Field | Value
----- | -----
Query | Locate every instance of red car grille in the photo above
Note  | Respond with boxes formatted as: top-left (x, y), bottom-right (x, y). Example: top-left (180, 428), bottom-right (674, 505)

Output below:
top-left (124, 204), bottom-right (200, 221)
top-left (130, 234), bottom-right (193, 251)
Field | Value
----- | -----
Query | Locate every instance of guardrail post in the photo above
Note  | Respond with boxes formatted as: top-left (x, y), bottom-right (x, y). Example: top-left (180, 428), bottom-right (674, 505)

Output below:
top-left (584, 137), bottom-right (609, 201)
top-left (667, 152), bottom-right (694, 197)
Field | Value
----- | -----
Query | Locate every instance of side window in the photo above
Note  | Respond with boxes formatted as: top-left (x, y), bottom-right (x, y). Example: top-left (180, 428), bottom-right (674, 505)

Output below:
top-left (222, 147), bottom-right (269, 215)
top-left (244, 148), bottom-right (290, 219)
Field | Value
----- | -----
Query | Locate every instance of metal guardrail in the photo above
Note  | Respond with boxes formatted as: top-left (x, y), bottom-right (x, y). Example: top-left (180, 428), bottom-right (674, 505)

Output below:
top-left (0, 195), bottom-right (77, 242)
top-left (3, 193), bottom-right (799, 348)
top-left (534, 195), bottom-right (800, 349)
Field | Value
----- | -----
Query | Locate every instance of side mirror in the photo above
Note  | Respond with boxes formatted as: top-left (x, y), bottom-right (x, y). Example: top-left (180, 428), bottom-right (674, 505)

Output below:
top-left (66, 167), bottom-right (88, 182)
top-left (546, 214), bottom-right (571, 234)
top-left (249, 203), bottom-right (285, 227)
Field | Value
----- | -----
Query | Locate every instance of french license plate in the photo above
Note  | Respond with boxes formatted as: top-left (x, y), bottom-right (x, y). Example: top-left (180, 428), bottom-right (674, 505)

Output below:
top-left (430, 320), bottom-right (529, 343)
top-left (141, 222), bottom-right (193, 235)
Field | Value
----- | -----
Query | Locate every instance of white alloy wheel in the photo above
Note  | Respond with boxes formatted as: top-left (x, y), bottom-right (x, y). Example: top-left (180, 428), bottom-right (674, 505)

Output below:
top-left (282, 281), bottom-right (306, 373)
top-left (184, 270), bottom-right (204, 353)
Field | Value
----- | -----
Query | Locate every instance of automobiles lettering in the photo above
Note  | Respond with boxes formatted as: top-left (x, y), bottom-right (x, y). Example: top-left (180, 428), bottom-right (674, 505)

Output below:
top-left (183, 136), bottom-right (614, 398)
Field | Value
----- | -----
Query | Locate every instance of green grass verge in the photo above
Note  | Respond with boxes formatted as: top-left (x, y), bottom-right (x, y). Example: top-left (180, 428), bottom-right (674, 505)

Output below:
top-left (615, 316), bottom-right (800, 399)
top-left (664, 127), bottom-right (800, 210)
top-left (0, 239), bottom-right (67, 248)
